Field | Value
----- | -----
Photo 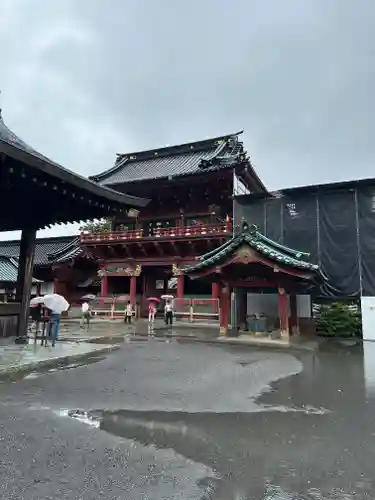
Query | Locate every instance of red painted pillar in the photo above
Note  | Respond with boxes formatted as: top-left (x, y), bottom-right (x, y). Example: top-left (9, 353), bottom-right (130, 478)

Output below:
top-left (101, 275), bottom-right (108, 298)
top-left (277, 287), bottom-right (289, 340)
top-left (289, 294), bottom-right (298, 335)
top-left (219, 285), bottom-right (230, 336)
top-left (177, 275), bottom-right (184, 299)
top-left (130, 276), bottom-right (137, 306)
top-left (212, 282), bottom-right (219, 312)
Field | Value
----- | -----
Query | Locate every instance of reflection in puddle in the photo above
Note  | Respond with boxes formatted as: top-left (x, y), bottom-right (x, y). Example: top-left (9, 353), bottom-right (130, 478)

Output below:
top-left (54, 343), bottom-right (375, 499)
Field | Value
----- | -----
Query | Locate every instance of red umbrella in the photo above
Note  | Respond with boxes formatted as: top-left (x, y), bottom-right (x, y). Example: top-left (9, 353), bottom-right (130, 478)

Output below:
top-left (147, 297), bottom-right (160, 303)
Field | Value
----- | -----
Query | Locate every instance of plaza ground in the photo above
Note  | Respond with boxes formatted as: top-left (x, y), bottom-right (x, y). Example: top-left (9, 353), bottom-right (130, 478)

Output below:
top-left (0, 336), bottom-right (374, 499)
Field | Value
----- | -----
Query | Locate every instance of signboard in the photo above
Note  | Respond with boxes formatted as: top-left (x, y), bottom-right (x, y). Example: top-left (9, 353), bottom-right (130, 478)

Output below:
top-left (156, 280), bottom-right (164, 290)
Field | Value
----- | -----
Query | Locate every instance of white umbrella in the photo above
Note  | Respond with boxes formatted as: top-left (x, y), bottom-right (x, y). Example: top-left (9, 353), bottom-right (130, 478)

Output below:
top-left (161, 294), bottom-right (174, 300)
top-left (30, 296), bottom-right (45, 307)
top-left (42, 294), bottom-right (70, 314)
top-left (81, 294), bottom-right (96, 301)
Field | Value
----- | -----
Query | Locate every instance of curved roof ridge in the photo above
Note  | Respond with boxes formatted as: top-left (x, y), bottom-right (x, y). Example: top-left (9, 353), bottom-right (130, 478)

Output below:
top-left (91, 131), bottom-right (243, 182)
top-left (47, 236), bottom-right (80, 260)
top-left (0, 109), bottom-right (149, 208)
top-left (0, 109), bottom-right (56, 165)
top-left (256, 232), bottom-right (310, 260)
top-left (183, 221), bottom-right (322, 277)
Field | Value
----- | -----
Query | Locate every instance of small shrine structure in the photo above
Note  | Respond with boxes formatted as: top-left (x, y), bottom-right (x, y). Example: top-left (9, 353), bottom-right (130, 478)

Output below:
top-left (183, 222), bottom-right (325, 338)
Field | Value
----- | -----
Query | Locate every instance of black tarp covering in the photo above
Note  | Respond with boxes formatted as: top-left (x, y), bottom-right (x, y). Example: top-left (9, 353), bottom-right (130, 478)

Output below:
top-left (234, 183), bottom-right (375, 298)
top-left (282, 194), bottom-right (318, 263)
top-left (318, 190), bottom-right (360, 297)
top-left (357, 187), bottom-right (375, 296)
top-left (235, 198), bottom-right (265, 233)
top-left (265, 198), bottom-right (282, 243)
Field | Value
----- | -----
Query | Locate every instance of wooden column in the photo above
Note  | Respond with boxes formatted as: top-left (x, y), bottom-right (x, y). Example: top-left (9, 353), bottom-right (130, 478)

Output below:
top-left (15, 229), bottom-right (31, 301)
top-left (212, 282), bottom-right (219, 313)
top-left (277, 287), bottom-right (289, 340)
top-left (177, 275), bottom-right (184, 299)
top-left (16, 228), bottom-right (37, 338)
top-left (290, 294), bottom-right (298, 335)
top-left (101, 275), bottom-right (108, 297)
top-left (130, 275), bottom-right (137, 306)
top-left (219, 285), bottom-right (230, 336)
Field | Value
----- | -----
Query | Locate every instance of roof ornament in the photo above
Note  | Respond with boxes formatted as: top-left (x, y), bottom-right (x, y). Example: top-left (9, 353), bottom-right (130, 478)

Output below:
top-left (241, 220), bottom-right (257, 234)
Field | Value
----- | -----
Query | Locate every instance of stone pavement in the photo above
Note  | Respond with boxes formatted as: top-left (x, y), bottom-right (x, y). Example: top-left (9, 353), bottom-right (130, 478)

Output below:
top-left (58, 319), bottom-right (318, 350)
top-left (0, 339), bottom-right (119, 378)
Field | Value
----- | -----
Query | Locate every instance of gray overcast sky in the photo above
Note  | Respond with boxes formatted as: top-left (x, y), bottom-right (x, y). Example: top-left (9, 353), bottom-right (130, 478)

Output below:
top-left (1, 0), bottom-right (374, 239)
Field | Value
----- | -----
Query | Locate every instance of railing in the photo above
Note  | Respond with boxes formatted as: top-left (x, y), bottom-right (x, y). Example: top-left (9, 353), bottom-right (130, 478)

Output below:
top-left (80, 223), bottom-right (230, 244)
top-left (87, 296), bottom-right (220, 322)
top-left (173, 298), bottom-right (219, 322)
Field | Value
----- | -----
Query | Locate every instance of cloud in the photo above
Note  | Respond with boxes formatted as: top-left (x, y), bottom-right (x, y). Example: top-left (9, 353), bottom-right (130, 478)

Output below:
top-left (1, 0), bottom-right (375, 240)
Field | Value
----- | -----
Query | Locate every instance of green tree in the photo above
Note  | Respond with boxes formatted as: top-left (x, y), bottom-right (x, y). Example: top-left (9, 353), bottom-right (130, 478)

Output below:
top-left (315, 302), bottom-right (362, 338)
top-left (79, 219), bottom-right (112, 233)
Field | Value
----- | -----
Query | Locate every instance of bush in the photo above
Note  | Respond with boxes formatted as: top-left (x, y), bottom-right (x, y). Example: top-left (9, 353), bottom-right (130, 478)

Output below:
top-left (315, 302), bottom-right (362, 338)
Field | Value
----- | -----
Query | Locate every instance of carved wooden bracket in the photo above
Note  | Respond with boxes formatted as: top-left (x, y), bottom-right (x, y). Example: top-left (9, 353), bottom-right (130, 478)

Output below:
top-left (172, 263), bottom-right (183, 276)
top-left (98, 264), bottom-right (142, 277)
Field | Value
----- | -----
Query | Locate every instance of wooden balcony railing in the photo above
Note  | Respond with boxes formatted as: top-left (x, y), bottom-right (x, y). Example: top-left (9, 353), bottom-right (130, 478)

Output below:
top-left (80, 223), bottom-right (230, 244)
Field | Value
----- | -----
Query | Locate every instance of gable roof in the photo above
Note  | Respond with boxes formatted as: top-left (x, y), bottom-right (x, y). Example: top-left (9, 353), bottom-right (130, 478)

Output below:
top-left (184, 222), bottom-right (324, 279)
top-left (0, 256), bottom-right (40, 283)
top-left (0, 236), bottom-right (76, 266)
top-left (47, 237), bottom-right (94, 264)
top-left (0, 109), bottom-right (149, 221)
top-left (90, 132), bottom-right (266, 192)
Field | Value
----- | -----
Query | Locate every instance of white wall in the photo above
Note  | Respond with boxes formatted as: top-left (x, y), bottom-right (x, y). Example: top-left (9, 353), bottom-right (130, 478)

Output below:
top-left (41, 282), bottom-right (54, 295)
top-left (361, 297), bottom-right (375, 341)
top-left (246, 293), bottom-right (311, 318)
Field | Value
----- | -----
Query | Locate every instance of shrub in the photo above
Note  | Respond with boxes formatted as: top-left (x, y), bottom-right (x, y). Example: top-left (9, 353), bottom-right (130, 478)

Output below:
top-left (315, 301), bottom-right (362, 338)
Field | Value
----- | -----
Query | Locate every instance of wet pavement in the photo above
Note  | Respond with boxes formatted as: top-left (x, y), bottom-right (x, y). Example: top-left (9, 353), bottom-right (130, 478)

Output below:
top-left (0, 338), bottom-right (374, 498)
top-left (0, 338), bottom-right (118, 376)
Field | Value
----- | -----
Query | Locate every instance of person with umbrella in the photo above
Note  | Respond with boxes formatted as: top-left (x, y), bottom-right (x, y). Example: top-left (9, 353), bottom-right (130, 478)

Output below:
top-left (161, 294), bottom-right (174, 327)
top-left (80, 294), bottom-right (95, 330)
top-left (147, 297), bottom-right (159, 334)
top-left (164, 299), bottom-right (174, 326)
top-left (32, 294), bottom-right (69, 347)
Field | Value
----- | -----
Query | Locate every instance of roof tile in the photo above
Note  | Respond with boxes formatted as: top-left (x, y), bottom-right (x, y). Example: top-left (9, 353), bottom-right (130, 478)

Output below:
top-left (0, 256), bottom-right (40, 283)
top-left (92, 133), bottom-right (244, 186)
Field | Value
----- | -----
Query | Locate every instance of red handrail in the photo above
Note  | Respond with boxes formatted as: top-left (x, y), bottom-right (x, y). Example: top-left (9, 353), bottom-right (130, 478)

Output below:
top-left (80, 223), bottom-right (229, 243)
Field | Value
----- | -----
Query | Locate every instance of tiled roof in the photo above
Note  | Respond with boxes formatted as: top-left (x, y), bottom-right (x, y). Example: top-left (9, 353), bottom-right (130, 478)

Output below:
top-left (0, 109), bottom-right (56, 164)
top-left (184, 222), bottom-right (325, 279)
top-left (0, 256), bottom-right (40, 283)
top-left (0, 236), bottom-right (76, 266)
top-left (91, 132), bottom-right (248, 186)
top-left (47, 237), bottom-right (95, 264)
top-left (0, 109), bottom-right (149, 210)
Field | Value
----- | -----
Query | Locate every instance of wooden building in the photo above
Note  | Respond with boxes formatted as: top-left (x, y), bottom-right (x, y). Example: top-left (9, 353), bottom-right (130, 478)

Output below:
top-left (0, 236), bottom-right (99, 303)
top-left (76, 132), bottom-right (267, 313)
top-left (0, 108), bottom-right (148, 337)
top-left (183, 221), bottom-right (324, 338)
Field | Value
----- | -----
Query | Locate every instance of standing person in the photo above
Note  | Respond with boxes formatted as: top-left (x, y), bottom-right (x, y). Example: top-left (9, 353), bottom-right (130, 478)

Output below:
top-left (80, 301), bottom-right (91, 330)
top-left (164, 299), bottom-right (173, 326)
top-left (50, 310), bottom-right (61, 347)
top-left (124, 300), bottom-right (133, 324)
top-left (148, 301), bottom-right (156, 335)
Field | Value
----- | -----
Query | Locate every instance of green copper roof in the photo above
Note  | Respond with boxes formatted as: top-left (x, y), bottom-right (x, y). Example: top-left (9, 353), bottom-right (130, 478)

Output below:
top-left (184, 222), bottom-right (322, 277)
top-left (0, 256), bottom-right (41, 284)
